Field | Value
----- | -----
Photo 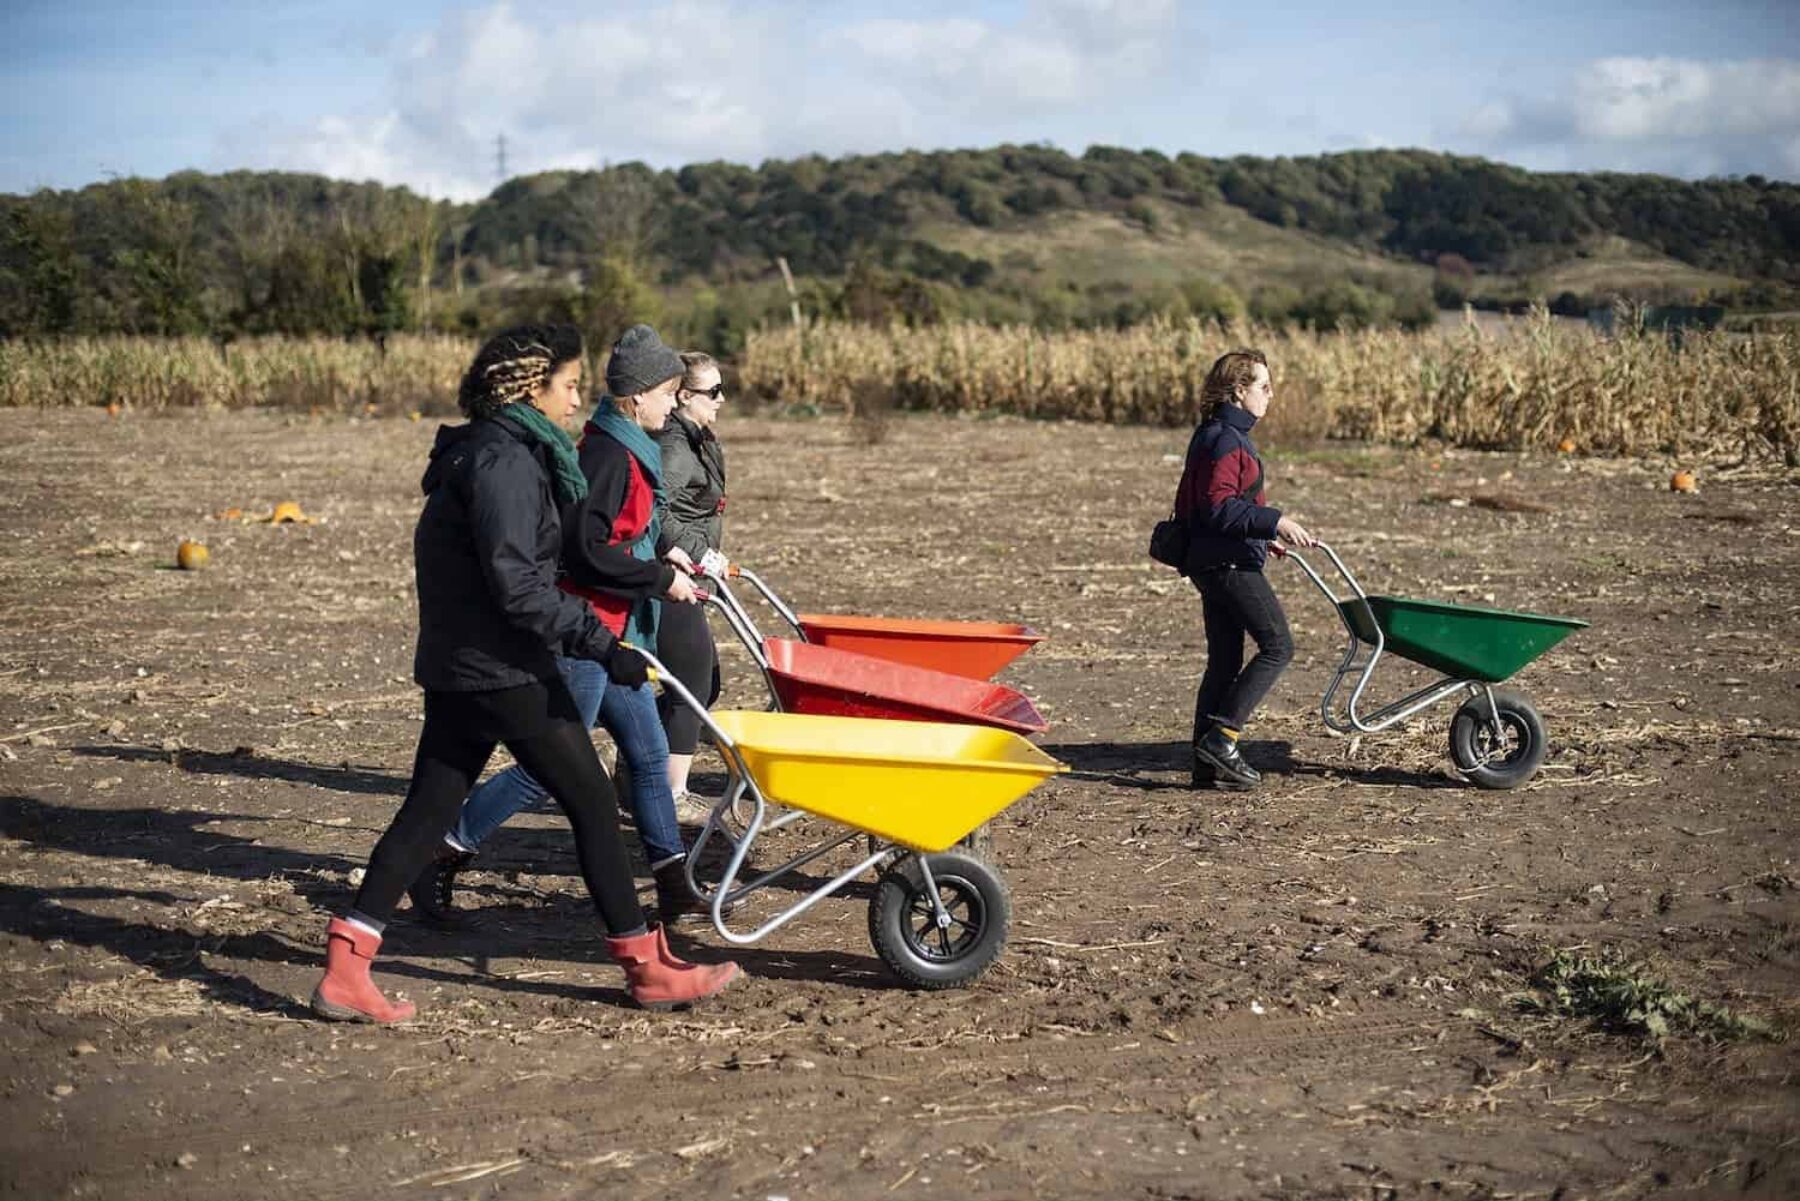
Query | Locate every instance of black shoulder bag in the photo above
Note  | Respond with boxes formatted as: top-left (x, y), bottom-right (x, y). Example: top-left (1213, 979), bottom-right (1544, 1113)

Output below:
top-left (1148, 460), bottom-right (1264, 574)
top-left (1148, 511), bottom-right (1189, 571)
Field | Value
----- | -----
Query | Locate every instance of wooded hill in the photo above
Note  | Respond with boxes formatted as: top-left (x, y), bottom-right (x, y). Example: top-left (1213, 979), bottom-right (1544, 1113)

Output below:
top-left (4, 145), bottom-right (1796, 346)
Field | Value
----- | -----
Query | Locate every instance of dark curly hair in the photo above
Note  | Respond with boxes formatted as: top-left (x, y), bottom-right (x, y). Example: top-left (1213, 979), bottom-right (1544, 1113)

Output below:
top-left (458, 324), bottom-right (584, 419)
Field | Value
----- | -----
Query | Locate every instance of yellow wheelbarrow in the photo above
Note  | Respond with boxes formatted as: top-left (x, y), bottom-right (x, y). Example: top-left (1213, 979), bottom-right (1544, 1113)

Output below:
top-left (638, 649), bottom-right (1066, 989)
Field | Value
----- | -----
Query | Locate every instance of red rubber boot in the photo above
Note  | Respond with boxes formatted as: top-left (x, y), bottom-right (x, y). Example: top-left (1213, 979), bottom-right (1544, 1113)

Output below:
top-left (310, 917), bottom-right (416, 1024)
top-left (607, 926), bottom-right (741, 1011)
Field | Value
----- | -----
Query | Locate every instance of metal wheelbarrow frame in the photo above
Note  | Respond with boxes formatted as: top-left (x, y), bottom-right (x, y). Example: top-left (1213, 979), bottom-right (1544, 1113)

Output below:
top-left (1283, 542), bottom-right (1588, 789)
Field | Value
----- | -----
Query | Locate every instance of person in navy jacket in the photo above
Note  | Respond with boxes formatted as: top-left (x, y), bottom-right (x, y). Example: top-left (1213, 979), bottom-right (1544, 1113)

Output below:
top-left (1172, 349), bottom-right (1318, 789)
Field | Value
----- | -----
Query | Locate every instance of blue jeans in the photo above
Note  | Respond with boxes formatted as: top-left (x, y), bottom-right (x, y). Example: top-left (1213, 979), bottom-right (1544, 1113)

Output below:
top-left (455, 656), bottom-right (684, 865)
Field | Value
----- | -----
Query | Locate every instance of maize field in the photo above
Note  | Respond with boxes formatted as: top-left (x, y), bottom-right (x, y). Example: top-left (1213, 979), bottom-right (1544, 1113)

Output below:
top-left (3, 313), bottom-right (1797, 463)
top-left (0, 334), bottom-right (472, 415)
top-left (740, 312), bottom-right (1800, 463)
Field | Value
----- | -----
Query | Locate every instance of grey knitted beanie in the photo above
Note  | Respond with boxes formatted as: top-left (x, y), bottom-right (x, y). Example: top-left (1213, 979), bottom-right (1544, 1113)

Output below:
top-left (605, 323), bottom-right (684, 398)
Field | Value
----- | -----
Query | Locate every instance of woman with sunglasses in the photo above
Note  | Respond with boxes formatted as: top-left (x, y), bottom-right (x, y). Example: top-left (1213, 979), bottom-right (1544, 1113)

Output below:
top-left (655, 351), bottom-right (731, 818)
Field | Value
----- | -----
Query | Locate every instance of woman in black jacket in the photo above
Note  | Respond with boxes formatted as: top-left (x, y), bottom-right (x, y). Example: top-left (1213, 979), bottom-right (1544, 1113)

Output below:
top-left (310, 325), bottom-right (740, 1023)
top-left (1173, 349), bottom-right (1317, 791)
top-left (655, 351), bottom-right (730, 818)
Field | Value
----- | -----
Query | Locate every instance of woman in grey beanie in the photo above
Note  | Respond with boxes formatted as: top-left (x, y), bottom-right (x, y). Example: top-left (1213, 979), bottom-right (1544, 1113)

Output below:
top-left (606, 323), bottom-right (687, 400)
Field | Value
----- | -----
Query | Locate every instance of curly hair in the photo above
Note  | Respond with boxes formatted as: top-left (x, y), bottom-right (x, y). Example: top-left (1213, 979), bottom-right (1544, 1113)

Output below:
top-left (458, 324), bottom-right (584, 419)
top-left (1200, 348), bottom-right (1268, 421)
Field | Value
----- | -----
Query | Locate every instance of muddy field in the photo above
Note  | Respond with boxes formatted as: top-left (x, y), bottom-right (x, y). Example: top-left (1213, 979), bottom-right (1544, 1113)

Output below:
top-left (1, 407), bottom-right (1796, 1200)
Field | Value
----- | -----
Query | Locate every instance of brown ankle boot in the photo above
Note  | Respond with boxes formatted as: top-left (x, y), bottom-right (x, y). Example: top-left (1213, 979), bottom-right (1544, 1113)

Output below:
top-left (310, 917), bottom-right (416, 1024)
top-left (606, 925), bottom-right (740, 1011)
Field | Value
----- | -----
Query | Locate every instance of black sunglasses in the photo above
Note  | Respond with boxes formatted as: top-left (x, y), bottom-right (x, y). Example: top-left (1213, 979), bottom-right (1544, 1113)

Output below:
top-left (679, 382), bottom-right (725, 400)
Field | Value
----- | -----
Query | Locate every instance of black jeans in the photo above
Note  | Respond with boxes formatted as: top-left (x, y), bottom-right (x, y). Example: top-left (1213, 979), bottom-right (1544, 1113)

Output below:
top-left (353, 683), bottom-right (645, 935)
top-left (1191, 566), bottom-right (1294, 740)
top-left (655, 599), bottom-right (720, 756)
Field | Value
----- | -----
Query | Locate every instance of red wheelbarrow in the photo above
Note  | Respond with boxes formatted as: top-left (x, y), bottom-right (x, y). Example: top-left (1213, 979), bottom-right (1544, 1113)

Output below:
top-left (699, 573), bottom-right (1049, 736)
top-left (719, 565), bottom-right (1043, 680)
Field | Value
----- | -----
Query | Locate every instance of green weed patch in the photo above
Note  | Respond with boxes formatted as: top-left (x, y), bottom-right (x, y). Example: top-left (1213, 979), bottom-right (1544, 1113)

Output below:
top-left (1518, 949), bottom-right (1779, 1044)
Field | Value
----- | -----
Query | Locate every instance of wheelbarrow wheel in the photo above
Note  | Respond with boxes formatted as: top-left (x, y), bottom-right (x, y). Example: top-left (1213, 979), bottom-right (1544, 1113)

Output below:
top-left (1450, 690), bottom-right (1547, 790)
top-left (868, 852), bottom-right (1009, 990)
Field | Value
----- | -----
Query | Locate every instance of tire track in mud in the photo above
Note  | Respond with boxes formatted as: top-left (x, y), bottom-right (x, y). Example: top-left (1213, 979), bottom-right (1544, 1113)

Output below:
top-left (2, 1004), bottom-right (1472, 1196)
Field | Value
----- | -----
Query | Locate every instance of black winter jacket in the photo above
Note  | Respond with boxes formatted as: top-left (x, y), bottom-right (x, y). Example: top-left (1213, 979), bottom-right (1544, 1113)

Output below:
top-left (655, 411), bottom-right (727, 561)
top-left (411, 418), bottom-right (617, 691)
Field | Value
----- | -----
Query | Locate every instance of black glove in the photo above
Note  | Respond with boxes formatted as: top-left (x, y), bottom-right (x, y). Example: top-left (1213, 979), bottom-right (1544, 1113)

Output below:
top-left (604, 644), bottom-right (651, 688)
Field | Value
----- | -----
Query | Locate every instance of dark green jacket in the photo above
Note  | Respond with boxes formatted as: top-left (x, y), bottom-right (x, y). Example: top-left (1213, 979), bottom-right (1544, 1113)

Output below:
top-left (655, 410), bottom-right (727, 560)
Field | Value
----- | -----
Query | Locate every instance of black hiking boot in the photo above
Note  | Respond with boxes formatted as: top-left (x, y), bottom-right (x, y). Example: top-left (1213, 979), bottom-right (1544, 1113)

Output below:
top-left (654, 858), bottom-right (736, 927)
top-left (406, 846), bottom-right (478, 930)
top-left (1190, 750), bottom-right (1217, 789)
top-left (1193, 727), bottom-right (1260, 791)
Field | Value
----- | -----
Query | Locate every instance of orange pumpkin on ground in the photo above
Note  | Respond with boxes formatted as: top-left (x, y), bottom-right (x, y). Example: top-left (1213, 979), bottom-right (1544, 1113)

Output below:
top-left (1670, 470), bottom-right (1698, 494)
top-left (269, 501), bottom-right (308, 524)
top-left (176, 540), bottom-right (210, 570)
top-left (1557, 437), bottom-right (1576, 454)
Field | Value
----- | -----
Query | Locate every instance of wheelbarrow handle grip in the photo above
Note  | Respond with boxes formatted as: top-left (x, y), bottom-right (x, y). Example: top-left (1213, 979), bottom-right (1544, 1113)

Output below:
top-left (1279, 540), bottom-right (1370, 607)
top-left (620, 643), bottom-right (737, 749)
top-left (727, 565), bottom-right (806, 639)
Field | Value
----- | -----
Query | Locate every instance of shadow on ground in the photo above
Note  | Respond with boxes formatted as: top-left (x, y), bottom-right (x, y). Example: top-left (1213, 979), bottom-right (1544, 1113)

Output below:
top-left (1043, 739), bottom-right (1459, 791)
top-left (73, 743), bottom-right (408, 797)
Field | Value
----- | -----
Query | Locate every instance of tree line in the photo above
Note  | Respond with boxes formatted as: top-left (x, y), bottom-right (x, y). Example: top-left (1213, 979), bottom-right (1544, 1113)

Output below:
top-left (4, 146), bottom-right (1796, 346)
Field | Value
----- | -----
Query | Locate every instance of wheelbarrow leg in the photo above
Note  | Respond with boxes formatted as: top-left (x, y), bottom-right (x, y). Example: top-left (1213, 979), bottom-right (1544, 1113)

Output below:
top-left (1482, 684), bottom-right (1504, 742)
top-left (915, 854), bottom-right (955, 932)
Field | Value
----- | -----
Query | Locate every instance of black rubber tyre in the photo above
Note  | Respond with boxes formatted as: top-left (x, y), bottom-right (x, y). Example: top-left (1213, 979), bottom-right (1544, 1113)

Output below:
top-left (1449, 690), bottom-right (1548, 790)
top-left (868, 852), bottom-right (1010, 990)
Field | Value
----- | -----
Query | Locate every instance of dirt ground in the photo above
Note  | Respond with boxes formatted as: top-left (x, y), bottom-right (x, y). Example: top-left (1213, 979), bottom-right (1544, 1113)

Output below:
top-left (1, 407), bottom-right (1796, 1200)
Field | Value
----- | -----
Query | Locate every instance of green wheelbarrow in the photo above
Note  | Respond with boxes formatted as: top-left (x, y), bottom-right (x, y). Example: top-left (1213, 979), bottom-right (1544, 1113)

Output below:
top-left (1282, 542), bottom-right (1588, 789)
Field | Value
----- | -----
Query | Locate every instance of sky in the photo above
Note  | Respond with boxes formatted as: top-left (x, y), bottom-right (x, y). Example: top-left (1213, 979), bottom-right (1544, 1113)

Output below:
top-left (2, 0), bottom-right (1797, 200)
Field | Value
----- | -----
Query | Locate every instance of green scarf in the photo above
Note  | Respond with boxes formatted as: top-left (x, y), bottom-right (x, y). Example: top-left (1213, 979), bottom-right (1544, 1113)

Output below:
top-left (588, 395), bottom-right (666, 647)
top-left (496, 404), bottom-right (587, 507)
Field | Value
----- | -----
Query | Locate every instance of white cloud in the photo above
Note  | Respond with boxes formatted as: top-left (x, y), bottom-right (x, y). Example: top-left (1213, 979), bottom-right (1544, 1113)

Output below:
top-left (1458, 56), bottom-right (1800, 179)
top-left (1571, 57), bottom-right (1800, 141)
top-left (833, 0), bottom-right (1176, 113)
top-left (217, 0), bottom-right (1184, 198)
top-left (225, 1), bottom-right (787, 199)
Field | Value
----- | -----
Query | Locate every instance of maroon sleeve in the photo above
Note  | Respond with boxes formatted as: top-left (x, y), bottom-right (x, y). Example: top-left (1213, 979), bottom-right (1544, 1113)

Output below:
top-left (1203, 445), bottom-right (1282, 540)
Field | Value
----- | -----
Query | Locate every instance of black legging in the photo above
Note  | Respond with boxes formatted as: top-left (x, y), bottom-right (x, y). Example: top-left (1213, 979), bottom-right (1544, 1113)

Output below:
top-left (655, 599), bottom-right (720, 755)
top-left (353, 702), bottom-right (644, 934)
